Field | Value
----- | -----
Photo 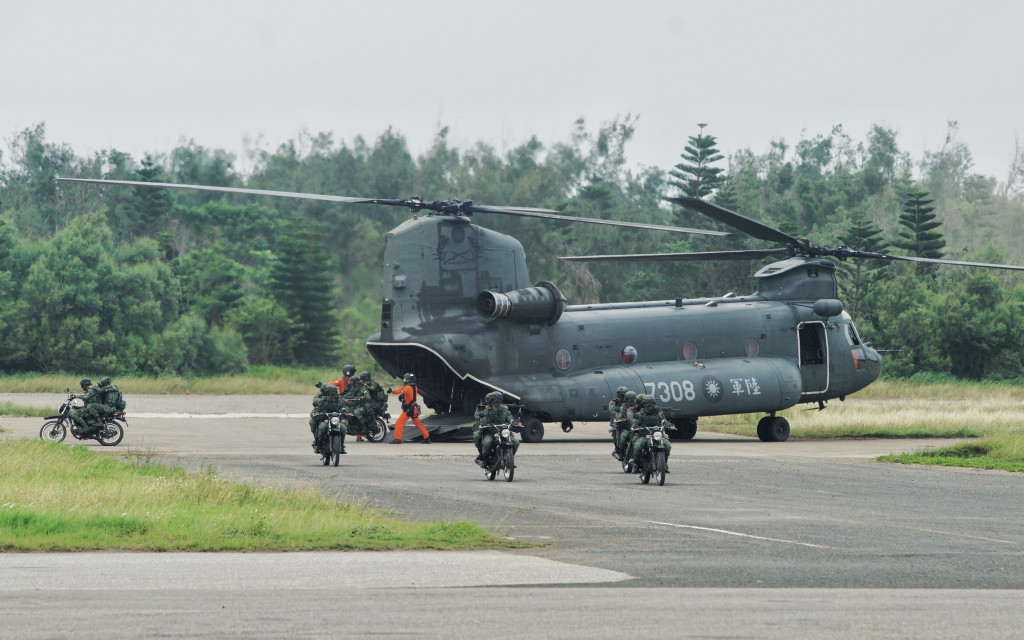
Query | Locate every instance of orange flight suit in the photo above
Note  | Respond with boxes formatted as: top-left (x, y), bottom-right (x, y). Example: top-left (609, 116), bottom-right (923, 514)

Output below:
top-left (392, 384), bottom-right (429, 440)
top-left (329, 376), bottom-right (351, 394)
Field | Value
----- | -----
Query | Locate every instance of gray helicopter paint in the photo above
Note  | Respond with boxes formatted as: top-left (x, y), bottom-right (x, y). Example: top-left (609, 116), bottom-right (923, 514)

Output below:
top-left (367, 216), bottom-right (881, 424)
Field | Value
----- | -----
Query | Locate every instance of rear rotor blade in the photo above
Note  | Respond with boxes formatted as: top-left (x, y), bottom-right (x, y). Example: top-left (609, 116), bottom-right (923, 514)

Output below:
top-left (667, 197), bottom-right (801, 246)
top-left (475, 205), bottom-right (731, 236)
top-left (559, 249), bottom-right (790, 263)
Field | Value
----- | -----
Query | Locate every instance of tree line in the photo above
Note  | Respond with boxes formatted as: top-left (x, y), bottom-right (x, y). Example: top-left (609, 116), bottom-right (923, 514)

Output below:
top-left (2, 118), bottom-right (1024, 379)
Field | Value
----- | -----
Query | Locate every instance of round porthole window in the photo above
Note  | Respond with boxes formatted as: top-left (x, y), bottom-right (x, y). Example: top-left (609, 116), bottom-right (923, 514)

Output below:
top-left (555, 348), bottom-right (572, 371)
top-left (682, 341), bottom-right (698, 360)
top-left (620, 345), bottom-right (638, 365)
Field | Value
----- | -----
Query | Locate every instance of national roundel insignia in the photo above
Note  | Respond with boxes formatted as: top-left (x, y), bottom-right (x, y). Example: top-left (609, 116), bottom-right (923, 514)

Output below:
top-left (702, 375), bottom-right (724, 403)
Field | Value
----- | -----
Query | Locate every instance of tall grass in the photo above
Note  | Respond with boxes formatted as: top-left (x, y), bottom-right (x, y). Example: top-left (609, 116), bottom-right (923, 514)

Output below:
top-left (0, 440), bottom-right (518, 551)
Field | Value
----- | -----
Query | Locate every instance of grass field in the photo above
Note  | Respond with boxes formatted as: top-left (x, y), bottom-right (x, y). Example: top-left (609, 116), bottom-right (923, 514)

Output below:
top-left (0, 439), bottom-right (521, 552)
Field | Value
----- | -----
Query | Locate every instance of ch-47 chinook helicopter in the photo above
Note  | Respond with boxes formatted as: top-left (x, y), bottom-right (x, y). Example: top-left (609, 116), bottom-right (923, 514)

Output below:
top-left (60, 178), bottom-right (1024, 443)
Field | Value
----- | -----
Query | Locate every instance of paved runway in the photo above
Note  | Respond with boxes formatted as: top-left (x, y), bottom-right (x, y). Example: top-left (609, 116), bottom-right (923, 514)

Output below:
top-left (2, 394), bottom-right (1024, 638)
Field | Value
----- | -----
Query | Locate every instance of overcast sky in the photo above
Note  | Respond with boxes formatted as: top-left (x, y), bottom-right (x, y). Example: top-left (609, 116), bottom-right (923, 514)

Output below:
top-left (2, 0), bottom-right (1021, 186)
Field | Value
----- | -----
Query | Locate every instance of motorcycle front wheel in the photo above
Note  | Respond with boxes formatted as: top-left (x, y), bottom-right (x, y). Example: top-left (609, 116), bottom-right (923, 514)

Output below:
top-left (654, 450), bottom-right (666, 486)
top-left (96, 422), bottom-right (124, 446)
top-left (367, 416), bottom-right (388, 443)
top-left (502, 448), bottom-right (515, 482)
top-left (39, 420), bottom-right (67, 443)
top-left (331, 434), bottom-right (342, 466)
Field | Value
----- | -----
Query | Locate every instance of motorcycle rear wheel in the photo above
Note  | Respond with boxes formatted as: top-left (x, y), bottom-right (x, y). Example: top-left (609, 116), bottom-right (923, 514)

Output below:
top-left (367, 416), bottom-right (388, 443)
top-left (639, 454), bottom-right (651, 484)
top-left (97, 422), bottom-right (124, 446)
top-left (39, 420), bottom-right (67, 443)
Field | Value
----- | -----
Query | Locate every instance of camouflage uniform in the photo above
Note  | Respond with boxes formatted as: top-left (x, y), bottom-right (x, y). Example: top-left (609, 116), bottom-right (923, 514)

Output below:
top-left (309, 384), bottom-right (346, 452)
top-left (346, 379), bottom-right (376, 435)
top-left (616, 391), bottom-right (639, 459)
top-left (608, 386), bottom-right (628, 457)
top-left (473, 392), bottom-right (519, 463)
top-left (69, 379), bottom-right (106, 429)
top-left (629, 396), bottom-right (672, 470)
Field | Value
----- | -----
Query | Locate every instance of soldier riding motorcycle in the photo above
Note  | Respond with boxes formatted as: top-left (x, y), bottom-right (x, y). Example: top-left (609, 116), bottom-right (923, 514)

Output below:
top-left (39, 382), bottom-right (126, 446)
top-left (473, 391), bottom-right (521, 482)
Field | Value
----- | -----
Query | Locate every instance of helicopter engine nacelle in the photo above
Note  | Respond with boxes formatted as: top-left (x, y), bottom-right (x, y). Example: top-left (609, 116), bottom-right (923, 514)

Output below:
top-left (476, 281), bottom-right (567, 325)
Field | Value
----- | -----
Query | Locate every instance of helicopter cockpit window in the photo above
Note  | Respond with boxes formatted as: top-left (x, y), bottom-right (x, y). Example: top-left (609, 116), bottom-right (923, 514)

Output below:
top-left (844, 322), bottom-right (862, 346)
top-left (620, 346), bottom-right (638, 365)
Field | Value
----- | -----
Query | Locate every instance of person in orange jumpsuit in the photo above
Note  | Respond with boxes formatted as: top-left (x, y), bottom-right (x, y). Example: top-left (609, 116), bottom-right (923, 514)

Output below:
top-left (390, 373), bottom-right (431, 444)
top-left (329, 364), bottom-right (357, 394)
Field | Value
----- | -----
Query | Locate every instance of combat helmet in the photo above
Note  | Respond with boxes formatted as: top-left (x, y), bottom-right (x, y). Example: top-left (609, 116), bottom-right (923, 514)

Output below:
top-left (99, 376), bottom-right (112, 386)
top-left (79, 378), bottom-right (92, 390)
top-left (485, 391), bottom-right (503, 405)
top-left (624, 390), bottom-right (637, 403)
top-left (359, 371), bottom-right (371, 381)
top-left (342, 364), bottom-right (356, 378)
top-left (616, 386), bottom-right (628, 399)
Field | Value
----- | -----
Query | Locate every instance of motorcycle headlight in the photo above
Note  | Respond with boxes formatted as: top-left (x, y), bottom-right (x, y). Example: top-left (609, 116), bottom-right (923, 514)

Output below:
top-left (71, 398), bottom-right (85, 409)
top-left (501, 428), bottom-right (511, 439)
top-left (653, 431), bottom-right (663, 442)
top-left (330, 417), bottom-right (340, 426)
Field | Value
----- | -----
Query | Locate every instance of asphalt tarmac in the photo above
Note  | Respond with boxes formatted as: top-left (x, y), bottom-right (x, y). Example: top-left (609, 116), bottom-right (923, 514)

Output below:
top-left (2, 393), bottom-right (1024, 638)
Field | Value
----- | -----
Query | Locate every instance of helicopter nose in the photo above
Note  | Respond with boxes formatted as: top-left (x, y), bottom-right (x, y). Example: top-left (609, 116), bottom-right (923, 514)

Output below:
top-left (862, 345), bottom-right (882, 382)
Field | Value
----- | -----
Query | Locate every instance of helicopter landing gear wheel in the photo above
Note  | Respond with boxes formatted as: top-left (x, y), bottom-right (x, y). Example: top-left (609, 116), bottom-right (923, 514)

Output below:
top-left (520, 417), bottom-right (544, 443)
top-left (673, 418), bottom-right (697, 440)
top-left (757, 416), bottom-right (790, 442)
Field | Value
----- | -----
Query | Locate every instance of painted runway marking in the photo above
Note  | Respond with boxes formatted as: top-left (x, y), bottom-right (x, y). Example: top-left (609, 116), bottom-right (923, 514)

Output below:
top-left (648, 521), bottom-right (834, 549)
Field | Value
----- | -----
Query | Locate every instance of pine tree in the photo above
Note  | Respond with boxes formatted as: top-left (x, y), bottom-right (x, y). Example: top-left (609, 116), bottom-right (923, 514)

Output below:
top-left (669, 123), bottom-right (725, 200)
top-left (269, 225), bottom-right (339, 365)
top-left (893, 190), bottom-right (945, 277)
top-left (837, 211), bottom-right (890, 318)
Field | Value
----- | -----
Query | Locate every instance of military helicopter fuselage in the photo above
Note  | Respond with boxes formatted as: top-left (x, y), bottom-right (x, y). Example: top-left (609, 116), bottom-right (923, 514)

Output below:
top-left (366, 214), bottom-right (882, 441)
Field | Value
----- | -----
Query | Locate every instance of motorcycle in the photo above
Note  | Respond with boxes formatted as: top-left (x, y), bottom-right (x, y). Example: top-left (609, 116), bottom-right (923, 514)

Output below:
top-left (631, 421), bottom-right (672, 486)
top-left (478, 422), bottom-right (519, 482)
top-left (315, 412), bottom-right (346, 466)
top-left (340, 399), bottom-right (390, 443)
top-left (39, 390), bottom-right (126, 446)
top-left (610, 417), bottom-right (630, 471)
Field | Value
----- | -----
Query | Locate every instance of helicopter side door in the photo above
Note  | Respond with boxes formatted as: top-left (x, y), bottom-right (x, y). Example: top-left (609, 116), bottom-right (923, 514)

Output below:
top-left (797, 321), bottom-right (828, 395)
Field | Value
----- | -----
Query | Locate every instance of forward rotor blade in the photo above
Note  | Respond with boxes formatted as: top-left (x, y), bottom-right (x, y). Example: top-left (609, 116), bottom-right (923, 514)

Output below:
top-left (844, 250), bottom-right (1024, 271)
top-left (474, 205), bottom-right (731, 236)
top-left (559, 249), bottom-right (790, 263)
top-left (58, 178), bottom-right (408, 206)
top-left (60, 177), bottom-right (731, 236)
top-left (667, 197), bottom-right (801, 246)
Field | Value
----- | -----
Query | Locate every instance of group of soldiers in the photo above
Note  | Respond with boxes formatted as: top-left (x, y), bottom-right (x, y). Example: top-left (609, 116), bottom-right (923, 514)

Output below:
top-left (68, 377), bottom-right (126, 434)
top-left (308, 364), bottom-right (389, 454)
top-left (308, 370), bottom-right (671, 474)
top-left (607, 386), bottom-right (673, 473)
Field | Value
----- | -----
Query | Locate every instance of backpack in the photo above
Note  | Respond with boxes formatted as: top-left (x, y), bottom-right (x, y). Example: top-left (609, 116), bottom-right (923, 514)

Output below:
top-left (106, 385), bottom-right (126, 411)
